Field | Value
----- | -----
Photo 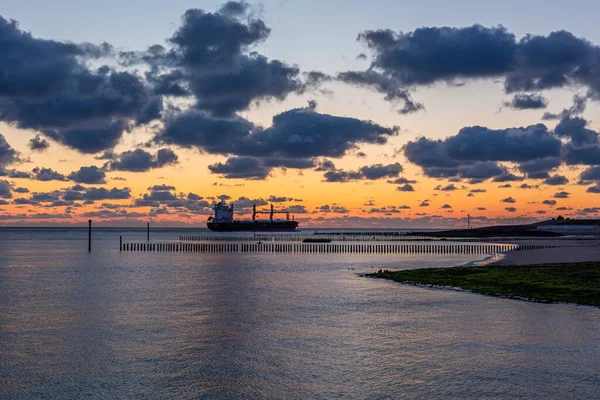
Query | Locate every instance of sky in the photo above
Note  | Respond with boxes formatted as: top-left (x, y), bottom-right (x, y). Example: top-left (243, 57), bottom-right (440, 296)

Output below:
top-left (1, 0), bottom-right (600, 227)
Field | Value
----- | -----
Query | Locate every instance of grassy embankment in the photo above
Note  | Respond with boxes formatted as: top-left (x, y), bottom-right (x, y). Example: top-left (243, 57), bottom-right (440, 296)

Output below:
top-left (367, 262), bottom-right (600, 307)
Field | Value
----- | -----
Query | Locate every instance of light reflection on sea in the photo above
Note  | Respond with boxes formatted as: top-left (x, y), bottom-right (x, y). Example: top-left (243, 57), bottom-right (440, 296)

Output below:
top-left (0, 228), bottom-right (599, 399)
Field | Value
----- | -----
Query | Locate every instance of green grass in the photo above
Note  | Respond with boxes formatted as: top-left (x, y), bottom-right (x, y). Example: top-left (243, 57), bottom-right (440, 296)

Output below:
top-left (366, 262), bottom-right (600, 307)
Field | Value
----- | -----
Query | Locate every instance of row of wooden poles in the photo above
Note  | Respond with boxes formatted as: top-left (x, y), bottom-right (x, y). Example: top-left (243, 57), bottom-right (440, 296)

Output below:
top-left (179, 235), bottom-right (480, 242)
top-left (121, 241), bottom-right (531, 254)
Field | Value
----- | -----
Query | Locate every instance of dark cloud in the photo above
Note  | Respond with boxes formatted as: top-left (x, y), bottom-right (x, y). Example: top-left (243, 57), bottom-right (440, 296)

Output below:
top-left (519, 183), bottom-right (538, 189)
top-left (32, 167), bottom-right (67, 181)
top-left (0, 133), bottom-right (18, 166)
top-left (323, 162), bottom-right (402, 182)
top-left (542, 94), bottom-right (587, 120)
top-left (580, 166), bottom-right (600, 182)
top-left (267, 195), bottom-right (291, 203)
top-left (158, 107), bottom-right (398, 160)
top-left (28, 186), bottom-right (131, 204)
top-left (554, 116), bottom-right (599, 147)
top-left (337, 70), bottom-right (424, 114)
top-left (133, 185), bottom-right (210, 213)
top-left (501, 197), bottom-right (516, 203)
top-left (587, 184), bottom-right (600, 193)
top-left (208, 156), bottom-right (270, 179)
top-left (503, 93), bottom-right (547, 110)
top-left (107, 148), bottom-right (178, 172)
top-left (287, 205), bottom-right (308, 214)
top-left (542, 200), bottom-right (557, 206)
top-left (553, 191), bottom-right (570, 198)
top-left (341, 25), bottom-right (600, 110)
top-left (63, 186), bottom-right (131, 201)
top-left (68, 166), bottom-right (106, 184)
top-left (505, 207), bottom-right (517, 212)
top-left (316, 204), bottom-right (349, 214)
top-left (403, 124), bottom-right (558, 182)
top-left (518, 157), bottom-right (560, 179)
top-left (434, 184), bottom-right (458, 191)
top-left (441, 204), bottom-right (452, 209)
top-left (544, 175), bottom-right (569, 186)
top-left (387, 177), bottom-right (417, 185)
top-left (0, 179), bottom-right (12, 198)
top-left (28, 135), bottom-right (49, 152)
top-left (122, 3), bottom-right (317, 118)
top-left (0, 16), bottom-right (159, 154)
top-left (13, 187), bottom-right (29, 193)
top-left (396, 184), bottom-right (415, 192)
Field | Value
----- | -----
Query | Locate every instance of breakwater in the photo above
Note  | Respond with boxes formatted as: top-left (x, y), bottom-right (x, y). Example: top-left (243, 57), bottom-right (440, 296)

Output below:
top-left (121, 241), bottom-right (523, 254)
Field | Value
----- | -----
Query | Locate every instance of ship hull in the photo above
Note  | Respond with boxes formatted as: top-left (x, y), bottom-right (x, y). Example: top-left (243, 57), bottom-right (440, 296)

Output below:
top-left (207, 221), bottom-right (299, 232)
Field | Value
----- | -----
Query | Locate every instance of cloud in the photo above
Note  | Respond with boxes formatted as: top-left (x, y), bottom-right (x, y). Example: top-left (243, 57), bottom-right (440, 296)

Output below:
top-left (543, 94), bottom-right (587, 120)
top-left (337, 70), bottom-right (424, 114)
top-left (0, 180), bottom-right (12, 198)
top-left (503, 93), bottom-right (547, 110)
top-left (519, 183), bottom-right (538, 189)
top-left (403, 124), bottom-right (559, 182)
top-left (122, 3), bottom-right (315, 117)
top-left (396, 184), bottom-right (415, 192)
top-left (68, 166), bottom-right (107, 184)
top-left (544, 175), bottom-right (569, 185)
top-left (316, 204), bottom-right (349, 214)
top-left (133, 185), bottom-right (210, 213)
top-left (553, 191), bottom-right (570, 198)
top-left (341, 25), bottom-right (600, 110)
top-left (107, 148), bottom-right (178, 172)
top-left (27, 186), bottom-right (131, 205)
top-left (388, 177), bottom-right (417, 185)
top-left (267, 195), bottom-right (292, 203)
top-left (542, 199), bottom-right (557, 206)
top-left (0, 16), bottom-right (159, 153)
top-left (0, 134), bottom-right (18, 166)
top-left (501, 197), bottom-right (516, 203)
top-left (587, 184), bottom-right (600, 193)
top-left (518, 157), bottom-right (560, 179)
top-left (32, 167), bottom-right (67, 181)
top-left (505, 207), bottom-right (517, 212)
top-left (580, 166), bottom-right (600, 182)
top-left (158, 107), bottom-right (398, 160)
top-left (441, 204), bottom-right (452, 209)
top-left (28, 135), bottom-right (49, 152)
top-left (208, 156), bottom-right (270, 179)
top-left (323, 162), bottom-right (402, 182)
top-left (434, 184), bottom-right (458, 191)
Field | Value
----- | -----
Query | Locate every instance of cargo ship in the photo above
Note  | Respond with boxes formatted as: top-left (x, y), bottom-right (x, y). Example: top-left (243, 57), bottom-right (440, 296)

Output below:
top-left (207, 202), bottom-right (299, 232)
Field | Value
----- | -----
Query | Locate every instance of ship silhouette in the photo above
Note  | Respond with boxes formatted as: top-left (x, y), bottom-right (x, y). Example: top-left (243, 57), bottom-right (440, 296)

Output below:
top-left (207, 202), bottom-right (299, 232)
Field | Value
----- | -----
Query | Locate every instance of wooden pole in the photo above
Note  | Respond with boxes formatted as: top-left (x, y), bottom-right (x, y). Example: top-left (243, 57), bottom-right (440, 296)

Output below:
top-left (88, 220), bottom-right (92, 252)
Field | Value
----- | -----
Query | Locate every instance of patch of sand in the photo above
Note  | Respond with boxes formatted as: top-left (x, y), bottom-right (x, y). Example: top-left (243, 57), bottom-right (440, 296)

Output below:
top-left (493, 239), bottom-right (600, 265)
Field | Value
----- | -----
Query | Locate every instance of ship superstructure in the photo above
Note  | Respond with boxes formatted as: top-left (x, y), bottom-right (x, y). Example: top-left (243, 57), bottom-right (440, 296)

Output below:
top-left (207, 202), bottom-right (299, 231)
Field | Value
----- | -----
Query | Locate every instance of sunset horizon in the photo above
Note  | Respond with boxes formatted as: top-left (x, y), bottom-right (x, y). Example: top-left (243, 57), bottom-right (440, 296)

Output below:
top-left (1, 0), bottom-right (600, 228)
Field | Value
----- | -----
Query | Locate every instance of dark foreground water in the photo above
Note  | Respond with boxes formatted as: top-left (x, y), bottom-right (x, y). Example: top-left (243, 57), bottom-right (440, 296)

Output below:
top-left (1, 228), bottom-right (599, 399)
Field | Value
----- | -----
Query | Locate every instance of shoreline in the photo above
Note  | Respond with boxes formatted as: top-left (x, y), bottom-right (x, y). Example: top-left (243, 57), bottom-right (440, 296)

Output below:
top-left (366, 238), bottom-right (600, 307)
top-left (366, 262), bottom-right (600, 307)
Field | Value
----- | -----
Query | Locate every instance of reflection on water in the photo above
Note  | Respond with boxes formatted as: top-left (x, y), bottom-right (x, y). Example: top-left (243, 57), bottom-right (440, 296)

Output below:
top-left (0, 228), bottom-right (599, 399)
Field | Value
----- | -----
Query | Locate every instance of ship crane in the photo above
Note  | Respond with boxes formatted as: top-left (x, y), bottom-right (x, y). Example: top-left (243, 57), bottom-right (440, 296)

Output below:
top-left (252, 204), bottom-right (294, 222)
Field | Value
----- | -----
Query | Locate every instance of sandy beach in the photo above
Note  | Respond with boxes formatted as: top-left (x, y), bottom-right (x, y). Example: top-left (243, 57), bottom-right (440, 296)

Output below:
top-left (494, 239), bottom-right (600, 265)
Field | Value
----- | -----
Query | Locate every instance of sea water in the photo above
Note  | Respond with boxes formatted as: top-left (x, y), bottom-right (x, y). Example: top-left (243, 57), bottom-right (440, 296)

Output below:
top-left (1, 228), bottom-right (599, 399)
